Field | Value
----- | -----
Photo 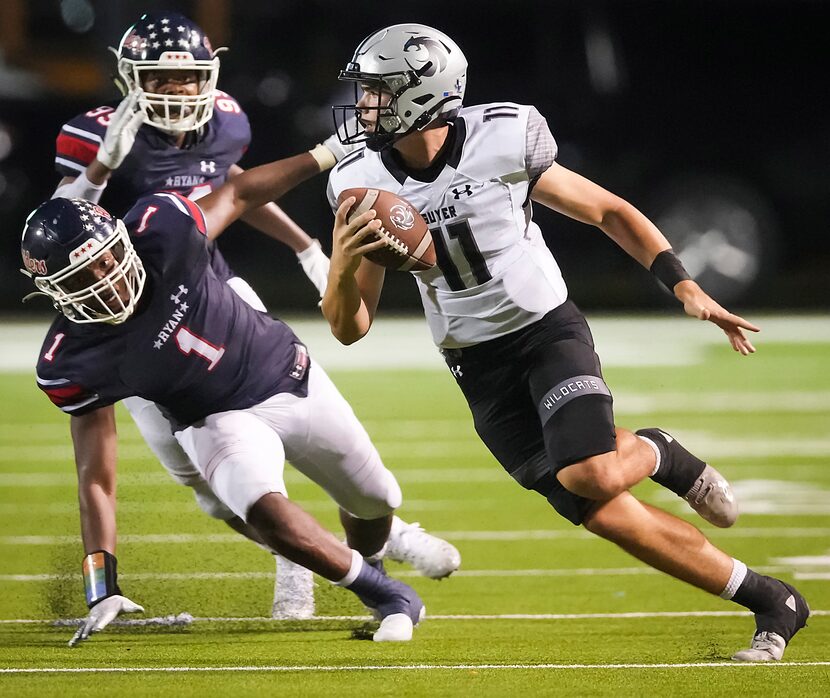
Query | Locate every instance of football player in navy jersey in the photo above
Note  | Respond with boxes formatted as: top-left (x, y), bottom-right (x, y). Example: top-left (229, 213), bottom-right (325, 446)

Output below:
top-left (22, 148), bottom-right (452, 646)
top-left (48, 11), bottom-right (455, 617)
top-left (322, 24), bottom-right (809, 662)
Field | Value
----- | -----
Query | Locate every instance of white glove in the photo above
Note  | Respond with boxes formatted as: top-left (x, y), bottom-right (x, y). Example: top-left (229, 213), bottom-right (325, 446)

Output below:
top-left (296, 240), bottom-right (330, 297)
top-left (95, 92), bottom-right (146, 171)
top-left (322, 116), bottom-right (362, 162)
top-left (68, 594), bottom-right (144, 647)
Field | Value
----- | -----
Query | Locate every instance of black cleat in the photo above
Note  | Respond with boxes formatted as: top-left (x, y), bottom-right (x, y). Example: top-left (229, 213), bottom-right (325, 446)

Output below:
top-left (732, 581), bottom-right (810, 661)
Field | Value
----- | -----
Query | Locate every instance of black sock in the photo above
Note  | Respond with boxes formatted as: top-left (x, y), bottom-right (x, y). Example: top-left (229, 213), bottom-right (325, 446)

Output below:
top-left (731, 568), bottom-right (784, 614)
top-left (637, 427), bottom-right (706, 496)
top-left (345, 558), bottom-right (391, 609)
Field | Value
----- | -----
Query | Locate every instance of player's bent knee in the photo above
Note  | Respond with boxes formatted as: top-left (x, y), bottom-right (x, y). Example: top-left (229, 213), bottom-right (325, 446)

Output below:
top-left (341, 467), bottom-right (402, 520)
top-left (557, 454), bottom-right (626, 500)
top-left (191, 480), bottom-right (235, 520)
top-left (530, 471), bottom-right (594, 526)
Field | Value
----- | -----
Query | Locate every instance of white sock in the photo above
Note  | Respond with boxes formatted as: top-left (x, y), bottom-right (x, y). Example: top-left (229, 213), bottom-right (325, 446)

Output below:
top-left (333, 549), bottom-right (363, 587)
top-left (638, 436), bottom-right (661, 476)
top-left (719, 558), bottom-right (748, 600)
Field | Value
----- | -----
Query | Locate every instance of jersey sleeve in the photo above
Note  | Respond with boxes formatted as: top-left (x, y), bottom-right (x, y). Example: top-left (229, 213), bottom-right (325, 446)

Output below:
top-left (54, 107), bottom-right (114, 177)
top-left (213, 91), bottom-right (252, 158)
top-left (35, 328), bottom-right (109, 415)
top-left (125, 192), bottom-right (208, 236)
top-left (326, 177), bottom-right (338, 212)
top-left (36, 374), bottom-right (106, 414)
top-left (525, 106), bottom-right (558, 179)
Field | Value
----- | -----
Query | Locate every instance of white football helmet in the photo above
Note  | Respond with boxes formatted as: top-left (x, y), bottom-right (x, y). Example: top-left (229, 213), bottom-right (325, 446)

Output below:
top-left (333, 24), bottom-right (467, 150)
top-left (114, 11), bottom-right (222, 133)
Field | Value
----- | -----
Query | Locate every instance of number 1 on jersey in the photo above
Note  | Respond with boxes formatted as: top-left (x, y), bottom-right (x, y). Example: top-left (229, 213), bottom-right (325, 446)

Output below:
top-left (175, 326), bottom-right (225, 371)
top-left (430, 219), bottom-right (492, 291)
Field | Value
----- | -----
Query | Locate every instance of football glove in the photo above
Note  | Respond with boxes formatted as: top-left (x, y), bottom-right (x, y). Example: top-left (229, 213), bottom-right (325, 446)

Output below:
top-left (95, 92), bottom-right (145, 171)
top-left (296, 240), bottom-right (330, 297)
top-left (68, 594), bottom-right (145, 647)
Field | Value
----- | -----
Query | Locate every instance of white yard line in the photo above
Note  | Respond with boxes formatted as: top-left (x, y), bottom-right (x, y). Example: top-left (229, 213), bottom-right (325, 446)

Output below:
top-left (0, 438), bottom-right (824, 464)
top-left (3, 315), bottom-right (830, 373)
top-left (0, 565), bottom-right (804, 583)
top-left (1, 661), bottom-right (830, 674)
top-left (4, 527), bottom-right (830, 546)
top-left (2, 609), bottom-right (829, 625)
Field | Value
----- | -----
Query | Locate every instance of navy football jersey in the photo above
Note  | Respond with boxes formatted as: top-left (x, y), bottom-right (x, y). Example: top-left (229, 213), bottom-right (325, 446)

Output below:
top-left (35, 192), bottom-right (309, 428)
top-left (54, 91), bottom-right (250, 282)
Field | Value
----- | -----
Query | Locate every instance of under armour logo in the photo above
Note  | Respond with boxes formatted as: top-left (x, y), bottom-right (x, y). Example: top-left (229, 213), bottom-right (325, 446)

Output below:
top-left (200, 160), bottom-right (216, 173)
top-left (170, 284), bottom-right (189, 304)
top-left (451, 365), bottom-right (463, 378)
top-left (452, 185), bottom-right (473, 199)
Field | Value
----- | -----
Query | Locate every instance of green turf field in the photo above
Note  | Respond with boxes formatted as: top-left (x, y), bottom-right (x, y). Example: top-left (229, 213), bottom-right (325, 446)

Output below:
top-left (0, 318), bottom-right (828, 696)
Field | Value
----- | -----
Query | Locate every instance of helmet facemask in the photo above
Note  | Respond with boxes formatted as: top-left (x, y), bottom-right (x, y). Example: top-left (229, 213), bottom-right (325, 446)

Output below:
top-left (117, 55), bottom-right (220, 133)
top-left (33, 220), bottom-right (146, 325)
top-left (334, 71), bottom-right (424, 151)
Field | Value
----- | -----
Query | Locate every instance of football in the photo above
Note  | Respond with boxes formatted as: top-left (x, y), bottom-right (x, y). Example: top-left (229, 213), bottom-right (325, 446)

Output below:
top-left (338, 188), bottom-right (435, 272)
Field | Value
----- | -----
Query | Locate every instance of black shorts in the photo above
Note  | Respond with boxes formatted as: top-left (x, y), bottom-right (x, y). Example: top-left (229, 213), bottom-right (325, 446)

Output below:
top-left (441, 300), bottom-right (617, 525)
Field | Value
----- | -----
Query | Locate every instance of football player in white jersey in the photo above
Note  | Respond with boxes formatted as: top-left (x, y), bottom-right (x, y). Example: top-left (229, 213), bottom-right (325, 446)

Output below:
top-left (322, 23), bottom-right (809, 662)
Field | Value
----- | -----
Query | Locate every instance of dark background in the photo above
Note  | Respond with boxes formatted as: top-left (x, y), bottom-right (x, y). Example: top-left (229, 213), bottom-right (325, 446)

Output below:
top-left (1, 0), bottom-right (827, 315)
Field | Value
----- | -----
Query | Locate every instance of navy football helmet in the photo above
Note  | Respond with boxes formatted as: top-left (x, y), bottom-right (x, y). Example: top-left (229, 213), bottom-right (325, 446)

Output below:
top-left (114, 11), bottom-right (222, 132)
top-left (333, 24), bottom-right (467, 151)
top-left (21, 198), bottom-right (146, 324)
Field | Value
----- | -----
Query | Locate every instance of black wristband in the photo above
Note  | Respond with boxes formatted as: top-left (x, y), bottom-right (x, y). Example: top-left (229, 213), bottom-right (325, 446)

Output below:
top-left (650, 249), bottom-right (691, 290)
top-left (82, 550), bottom-right (121, 608)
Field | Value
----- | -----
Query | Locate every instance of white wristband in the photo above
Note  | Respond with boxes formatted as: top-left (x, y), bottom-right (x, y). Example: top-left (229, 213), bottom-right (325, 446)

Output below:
top-left (308, 143), bottom-right (337, 172)
top-left (52, 170), bottom-right (107, 204)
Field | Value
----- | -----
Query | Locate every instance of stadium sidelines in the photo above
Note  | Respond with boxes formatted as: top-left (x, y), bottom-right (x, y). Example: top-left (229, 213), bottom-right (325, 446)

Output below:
top-left (2, 315), bottom-right (830, 372)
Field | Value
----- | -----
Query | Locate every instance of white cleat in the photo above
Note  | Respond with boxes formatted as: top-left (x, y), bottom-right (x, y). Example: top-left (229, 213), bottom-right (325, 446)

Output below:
top-left (373, 605), bottom-right (426, 642)
top-left (683, 464), bottom-right (738, 528)
top-left (385, 516), bottom-right (461, 579)
top-left (732, 631), bottom-right (786, 662)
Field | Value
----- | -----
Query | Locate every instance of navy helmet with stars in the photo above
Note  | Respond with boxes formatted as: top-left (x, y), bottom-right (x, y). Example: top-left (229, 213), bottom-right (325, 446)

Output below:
top-left (21, 198), bottom-right (146, 324)
top-left (114, 11), bottom-right (222, 133)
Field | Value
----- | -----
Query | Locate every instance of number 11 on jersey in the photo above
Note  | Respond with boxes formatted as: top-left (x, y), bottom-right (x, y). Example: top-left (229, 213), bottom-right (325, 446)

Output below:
top-left (430, 219), bottom-right (492, 291)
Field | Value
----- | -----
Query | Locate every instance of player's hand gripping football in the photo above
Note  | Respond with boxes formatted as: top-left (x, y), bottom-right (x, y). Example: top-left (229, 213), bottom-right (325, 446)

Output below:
top-left (673, 280), bottom-right (760, 355)
top-left (68, 594), bottom-right (145, 647)
top-left (329, 197), bottom-right (387, 276)
top-left (95, 92), bottom-right (146, 171)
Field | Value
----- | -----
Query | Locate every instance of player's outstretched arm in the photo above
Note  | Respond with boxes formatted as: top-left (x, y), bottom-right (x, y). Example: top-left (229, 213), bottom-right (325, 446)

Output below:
top-left (321, 197), bottom-right (387, 344)
top-left (68, 406), bottom-right (144, 647)
top-left (53, 93), bottom-right (145, 203)
top-left (198, 152), bottom-right (322, 242)
top-left (226, 164), bottom-right (330, 297)
top-left (71, 406), bottom-right (119, 552)
top-left (531, 163), bottom-right (760, 354)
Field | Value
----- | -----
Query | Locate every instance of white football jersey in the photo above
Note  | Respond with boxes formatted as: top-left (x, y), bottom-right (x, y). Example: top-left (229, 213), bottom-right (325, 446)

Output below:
top-left (327, 102), bottom-right (568, 348)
